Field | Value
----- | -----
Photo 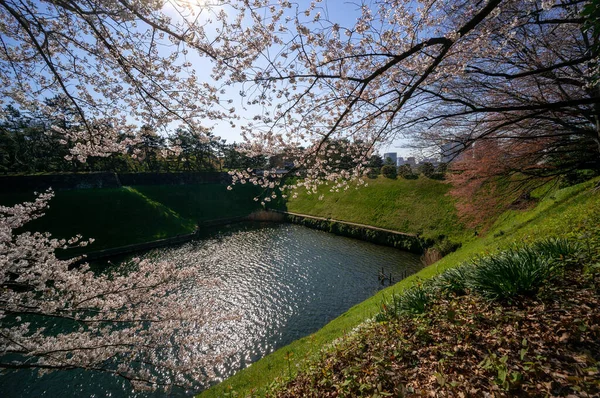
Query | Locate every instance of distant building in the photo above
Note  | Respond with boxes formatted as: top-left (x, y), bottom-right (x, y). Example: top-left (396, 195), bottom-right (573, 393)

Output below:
top-left (396, 157), bottom-right (405, 166)
top-left (383, 152), bottom-right (397, 165)
top-left (406, 157), bottom-right (416, 166)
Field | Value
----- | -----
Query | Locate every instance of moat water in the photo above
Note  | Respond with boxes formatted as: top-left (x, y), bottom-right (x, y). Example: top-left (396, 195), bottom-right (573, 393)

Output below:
top-left (0, 223), bottom-right (421, 397)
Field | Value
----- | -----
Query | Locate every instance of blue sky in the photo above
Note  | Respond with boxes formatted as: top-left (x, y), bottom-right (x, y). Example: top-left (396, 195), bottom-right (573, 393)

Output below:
top-left (162, 0), bottom-right (414, 157)
top-left (0, 0), bottom-right (414, 158)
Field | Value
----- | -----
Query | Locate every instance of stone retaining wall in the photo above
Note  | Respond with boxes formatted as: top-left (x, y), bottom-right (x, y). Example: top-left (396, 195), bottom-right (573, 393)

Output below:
top-left (118, 172), bottom-right (230, 186)
top-left (273, 210), bottom-right (425, 254)
top-left (1, 172), bottom-right (231, 193)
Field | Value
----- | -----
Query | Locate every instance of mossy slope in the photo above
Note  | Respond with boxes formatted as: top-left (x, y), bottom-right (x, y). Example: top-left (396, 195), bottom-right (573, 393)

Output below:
top-left (281, 177), bottom-right (465, 242)
top-left (0, 184), bottom-right (261, 253)
top-left (200, 178), bottom-right (600, 397)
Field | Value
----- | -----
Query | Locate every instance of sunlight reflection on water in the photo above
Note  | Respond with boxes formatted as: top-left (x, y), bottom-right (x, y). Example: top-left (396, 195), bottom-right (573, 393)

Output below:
top-left (0, 223), bottom-right (421, 397)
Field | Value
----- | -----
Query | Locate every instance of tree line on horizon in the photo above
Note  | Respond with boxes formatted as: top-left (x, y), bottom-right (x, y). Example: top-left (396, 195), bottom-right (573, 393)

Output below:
top-left (1, 100), bottom-right (409, 177)
top-left (0, 100), bottom-right (269, 174)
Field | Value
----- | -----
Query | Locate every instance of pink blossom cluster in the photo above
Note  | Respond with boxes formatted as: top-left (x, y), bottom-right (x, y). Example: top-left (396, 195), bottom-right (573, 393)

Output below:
top-left (0, 190), bottom-right (228, 390)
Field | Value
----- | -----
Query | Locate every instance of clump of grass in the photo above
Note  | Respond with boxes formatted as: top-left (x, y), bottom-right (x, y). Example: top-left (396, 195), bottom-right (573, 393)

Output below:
top-left (531, 237), bottom-right (582, 262)
top-left (377, 282), bottom-right (434, 321)
top-left (434, 265), bottom-right (474, 297)
top-left (468, 239), bottom-right (582, 302)
top-left (398, 283), bottom-right (433, 315)
top-left (467, 245), bottom-right (560, 302)
top-left (379, 238), bottom-right (583, 319)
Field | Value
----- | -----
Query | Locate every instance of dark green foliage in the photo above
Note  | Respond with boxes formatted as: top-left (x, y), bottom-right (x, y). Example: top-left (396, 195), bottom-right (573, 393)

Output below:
top-left (530, 238), bottom-right (581, 260)
top-left (398, 164), bottom-right (418, 179)
top-left (381, 165), bottom-right (397, 179)
top-left (419, 162), bottom-right (435, 178)
top-left (223, 143), bottom-right (268, 170)
top-left (367, 154), bottom-right (384, 177)
top-left (366, 170), bottom-right (379, 179)
top-left (397, 164), bottom-right (412, 177)
top-left (383, 157), bottom-right (396, 166)
top-left (467, 246), bottom-right (561, 301)
top-left (0, 102), bottom-right (77, 173)
top-left (434, 237), bottom-right (462, 256)
top-left (559, 169), bottom-right (598, 188)
top-left (398, 284), bottom-right (433, 315)
top-left (435, 266), bottom-right (474, 296)
top-left (378, 283), bottom-right (434, 320)
top-left (427, 163), bottom-right (447, 180)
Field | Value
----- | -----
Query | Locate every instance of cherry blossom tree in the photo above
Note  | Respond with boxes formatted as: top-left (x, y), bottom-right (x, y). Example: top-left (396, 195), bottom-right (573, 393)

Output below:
top-left (0, 0), bottom-right (250, 390)
top-left (0, 190), bottom-right (230, 390)
top-left (0, 0), bottom-right (272, 161)
top-left (412, 0), bottom-right (599, 171)
top-left (1, 0), bottom-right (597, 200)
top-left (224, 0), bottom-right (598, 201)
top-left (446, 138), bottom-right (552, 228)
top-left (1, 0), bottom-right (599, 391)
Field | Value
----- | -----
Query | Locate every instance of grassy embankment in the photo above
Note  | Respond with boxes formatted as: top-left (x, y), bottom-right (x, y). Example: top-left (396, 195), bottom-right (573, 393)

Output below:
top-left (279, 177), bottom-right (468, 244)
top-left (0, 184), bottom-right (261, 254)
top-left (201, 177), bottom-right (600, 397)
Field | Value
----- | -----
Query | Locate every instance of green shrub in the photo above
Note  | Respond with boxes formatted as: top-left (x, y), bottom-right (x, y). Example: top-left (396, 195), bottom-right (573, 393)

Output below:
top-left (468, 246), bottom-right (561, 301)
top-left (559, 169), bottom-right (597, 188)
top-left (381, 165), bottom-right (397, 179)
top-left (419, 162), bottom-right (435, 178)
top-left (531, 238), bottom-right (581, 261)
top-left (398, 164), bottom-right (419, 179)
top-left (378, 283), bottom-right (434, 320)
top-left (400, 284), bottom-right (433, 315)
top-left (397, 164), bottom-right (412, 177)
top-left (434, 237), bottom-right (462, 256)
top-left (435, 265), bottom-right (474, 296)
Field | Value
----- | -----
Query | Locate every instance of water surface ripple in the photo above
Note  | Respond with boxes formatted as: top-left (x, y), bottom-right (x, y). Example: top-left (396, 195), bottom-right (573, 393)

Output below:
top-left (0, 223), bottom-right (421, 397)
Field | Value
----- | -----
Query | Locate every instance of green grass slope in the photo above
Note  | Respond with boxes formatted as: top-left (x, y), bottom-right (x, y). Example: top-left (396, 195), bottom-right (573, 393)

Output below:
top-left (0, 187), bottom-right (197, 253)
top-left (134, 184), bottom-right (262, 222)
top-left (0, 183), bottom-right (261, 254)
top-left (281, 177), bottom-right (465, 242)
top-left (200, 178), bottom-right (600, 397)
